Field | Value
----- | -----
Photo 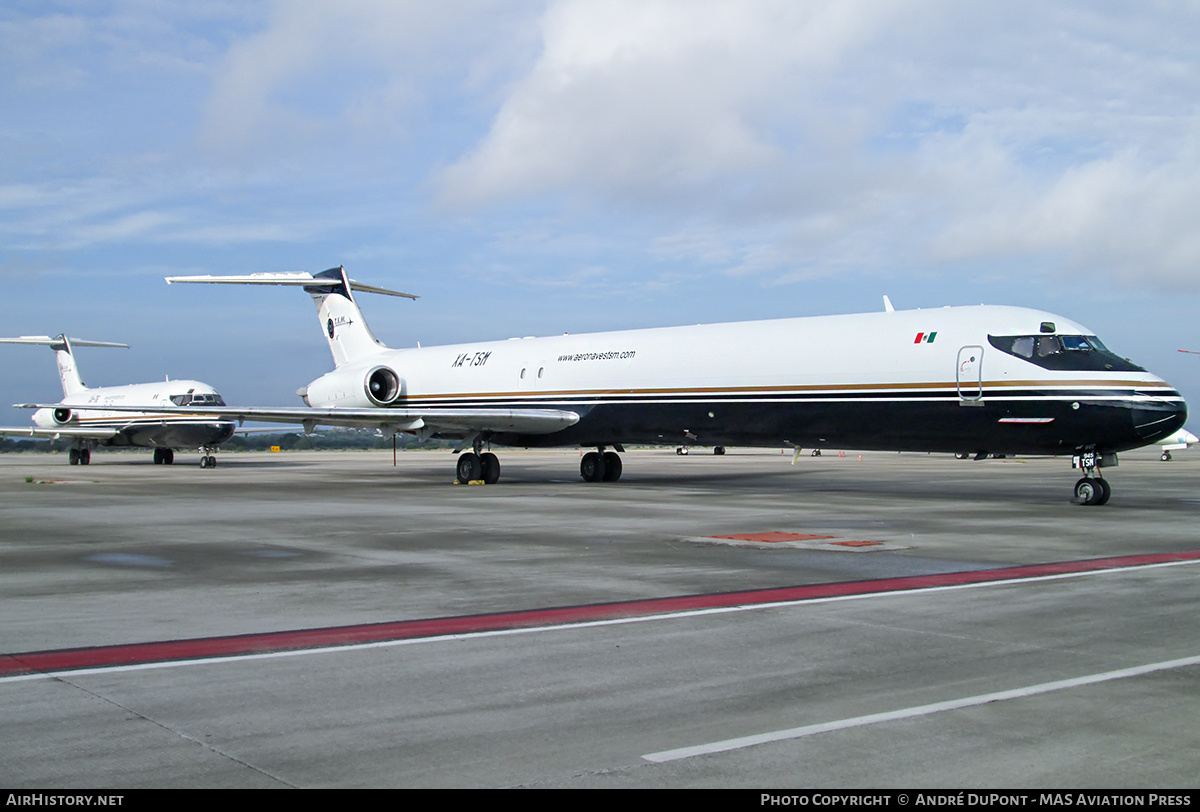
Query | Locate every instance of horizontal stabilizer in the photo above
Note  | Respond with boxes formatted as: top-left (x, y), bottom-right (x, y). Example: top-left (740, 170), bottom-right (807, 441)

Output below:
top-left (165, 272), bottom-right (418, 299)
top-left (0, 336), bottom-right (129, 349)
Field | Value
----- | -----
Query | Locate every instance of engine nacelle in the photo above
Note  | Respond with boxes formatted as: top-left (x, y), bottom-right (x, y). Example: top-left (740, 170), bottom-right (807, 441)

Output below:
top-left (365, 366), bottom-right (402, 405)
top-left (53, 408), bottom-right (74, 425)
top-left (301, 365), bottom-right (405, 408)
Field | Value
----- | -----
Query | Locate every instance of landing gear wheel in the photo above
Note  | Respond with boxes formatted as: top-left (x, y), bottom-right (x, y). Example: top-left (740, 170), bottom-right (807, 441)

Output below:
top-left (163, 449), bottom-right (174, 465)
top-left (812, 449), bottom-right (822, 457)
top-left (69, 448), bottom-right (80, 465)
top-left (601, 451), bottom-right (622, 481)
top-left (456, 452), bottom-right (482, 484)
top-left (581, 451), bottom-right (606, 482)
top-left (200, 455), bottom-right (217, 469)
top-left (480, 452), bottom-right (501, 484)
top-left (676, 446), bottom-right (689, 455)
top-left (713, 446), bottom-right (725, 455)
top-left (79, 449), bottom-right (90, 465)
top-left (1074, 477), bottom-right (1111, 506)
top-left (1162, 451), bottom-right (1172, 461)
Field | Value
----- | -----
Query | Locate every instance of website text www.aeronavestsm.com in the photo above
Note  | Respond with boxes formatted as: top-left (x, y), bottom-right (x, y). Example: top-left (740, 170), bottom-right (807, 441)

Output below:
top-left (557, 350), bottom-right (636, 362)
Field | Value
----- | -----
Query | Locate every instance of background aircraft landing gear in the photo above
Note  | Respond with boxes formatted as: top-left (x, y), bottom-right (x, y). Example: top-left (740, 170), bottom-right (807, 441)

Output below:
top-left (198, 445), bottom-right (218, 469)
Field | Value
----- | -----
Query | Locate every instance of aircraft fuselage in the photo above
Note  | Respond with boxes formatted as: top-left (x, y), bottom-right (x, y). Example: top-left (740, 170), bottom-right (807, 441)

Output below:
top-left (302, 304), bottom-right (1185, 457)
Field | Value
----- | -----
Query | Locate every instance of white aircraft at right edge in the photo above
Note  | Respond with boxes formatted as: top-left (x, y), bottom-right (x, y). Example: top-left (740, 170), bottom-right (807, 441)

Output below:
top-left (95, 266), bottom-right (1186, 505)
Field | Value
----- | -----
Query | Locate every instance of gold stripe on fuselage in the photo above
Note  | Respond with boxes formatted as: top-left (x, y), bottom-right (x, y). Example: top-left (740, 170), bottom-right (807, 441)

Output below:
top-left (397, 378), bottom-right (1177, 404)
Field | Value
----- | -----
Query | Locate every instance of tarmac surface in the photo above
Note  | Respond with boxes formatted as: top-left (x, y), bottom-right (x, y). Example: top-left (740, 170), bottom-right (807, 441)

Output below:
top-left (1, 445), bottom-right (1199, 788)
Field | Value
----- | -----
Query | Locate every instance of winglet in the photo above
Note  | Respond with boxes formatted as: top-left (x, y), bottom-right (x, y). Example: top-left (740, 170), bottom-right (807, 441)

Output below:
top-left (883, 295), bottom-right (895, 313)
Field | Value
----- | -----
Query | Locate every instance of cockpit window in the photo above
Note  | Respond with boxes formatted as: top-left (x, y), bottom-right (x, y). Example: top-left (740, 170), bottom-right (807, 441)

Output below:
top-left (170, 393), bottom-right (227, 407)
top-left (988, 334), bottom-right (1145, 372)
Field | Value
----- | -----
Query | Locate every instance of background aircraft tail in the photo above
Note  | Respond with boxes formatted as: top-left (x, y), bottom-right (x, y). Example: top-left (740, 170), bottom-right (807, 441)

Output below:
top-left (0, 334), bottom-right (129, 396)
top-left (165, 267), bottom-right (418, 368)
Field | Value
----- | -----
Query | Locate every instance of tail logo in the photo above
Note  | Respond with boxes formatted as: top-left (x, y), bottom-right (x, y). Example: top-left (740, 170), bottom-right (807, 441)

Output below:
top-left (327, 315), bottom-right (355, 339)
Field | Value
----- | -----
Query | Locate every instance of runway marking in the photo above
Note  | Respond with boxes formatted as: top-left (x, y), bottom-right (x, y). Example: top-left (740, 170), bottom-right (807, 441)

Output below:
top-left (641, 654), bottom-right (1200, 763)
top-left (711, 532), bottom-right (838, 543)
top-left (3, 550), bottom-right (1199, 683)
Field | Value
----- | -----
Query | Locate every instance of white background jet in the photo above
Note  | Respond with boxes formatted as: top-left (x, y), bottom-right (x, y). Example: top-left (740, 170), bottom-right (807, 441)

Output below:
top-left (1, 335), bottom-right (235, 467)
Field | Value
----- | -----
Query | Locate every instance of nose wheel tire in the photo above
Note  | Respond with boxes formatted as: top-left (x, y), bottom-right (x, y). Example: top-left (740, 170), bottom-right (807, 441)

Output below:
top-left (1074, 477), bottom-right (1111, 506)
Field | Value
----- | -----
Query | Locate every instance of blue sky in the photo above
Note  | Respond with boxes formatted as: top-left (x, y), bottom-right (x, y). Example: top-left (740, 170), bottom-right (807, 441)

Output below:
top-left (3, 1), bottom-right (1200, 429)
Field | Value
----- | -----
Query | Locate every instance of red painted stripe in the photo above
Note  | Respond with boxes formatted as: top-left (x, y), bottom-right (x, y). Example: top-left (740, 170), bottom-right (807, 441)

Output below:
top-left (711, 532), bottom-right (838, 542)
top-left (4, 550), bottom-right (1199, 678)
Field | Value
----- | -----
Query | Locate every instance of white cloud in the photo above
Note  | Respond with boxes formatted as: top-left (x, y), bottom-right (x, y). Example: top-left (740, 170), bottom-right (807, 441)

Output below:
top-left (199, 0), bottom-right (536, 166)
top-left (437, 0), bottom-right (900, 208)
top-left (428, 1), bottom-right (1200, 290)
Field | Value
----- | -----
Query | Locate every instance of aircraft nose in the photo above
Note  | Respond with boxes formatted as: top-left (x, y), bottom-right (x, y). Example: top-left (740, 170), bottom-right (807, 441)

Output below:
top-left (1132, 395), bottom-right (1188, 443)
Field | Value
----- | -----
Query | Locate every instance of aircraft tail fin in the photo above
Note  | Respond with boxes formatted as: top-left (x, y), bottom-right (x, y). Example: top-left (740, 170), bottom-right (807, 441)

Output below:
top-left (165, 267), bottom-right (418, 368)
top-left (0, 334), bottom-right (129, 396)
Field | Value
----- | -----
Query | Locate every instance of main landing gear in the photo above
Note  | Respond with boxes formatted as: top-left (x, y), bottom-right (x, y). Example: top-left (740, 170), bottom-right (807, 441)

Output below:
top-left (1072, 447), bottom-right (1115, 506)
top-left (454, 439), bottom-right (626, 485)
top-left (455, 436), bottom-right (500, 484)
top-left (580, 448), bottom-right (622, 482)
top-left (68, 447), bottom-right (91, 465)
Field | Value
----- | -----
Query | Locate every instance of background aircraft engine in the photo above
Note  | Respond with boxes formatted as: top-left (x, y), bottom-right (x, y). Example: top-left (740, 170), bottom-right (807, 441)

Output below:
top-left (53, 408), bottom-right (74, 425)
top-left (365, 366), bottom-right (402, 405)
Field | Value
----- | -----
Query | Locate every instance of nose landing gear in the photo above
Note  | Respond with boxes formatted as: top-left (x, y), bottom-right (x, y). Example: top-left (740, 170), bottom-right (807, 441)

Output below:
top-left (1073, 476), bottom-right (1111, 506)
top-left (1072, 447), bottom-right (1116, 506)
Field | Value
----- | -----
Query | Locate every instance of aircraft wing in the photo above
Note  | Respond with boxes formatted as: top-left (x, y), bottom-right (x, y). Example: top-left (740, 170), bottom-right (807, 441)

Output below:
top-left (18, 404), bottom-right (580, 437)
top-left (0, 426), bottom-right (121, 440)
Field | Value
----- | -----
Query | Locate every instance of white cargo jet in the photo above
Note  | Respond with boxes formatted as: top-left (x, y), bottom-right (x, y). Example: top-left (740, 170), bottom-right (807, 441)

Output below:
top-left (2, 335), bottom-right (235, 467)
top-left (81, 266), bottom-right (1185, 504)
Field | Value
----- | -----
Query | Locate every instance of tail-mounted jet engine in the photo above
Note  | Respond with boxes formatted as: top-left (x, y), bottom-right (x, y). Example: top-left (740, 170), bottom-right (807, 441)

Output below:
top-left (365, 366), bottom-right (402, 406)
top-left (53, 408), bottom-right (74, 425)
